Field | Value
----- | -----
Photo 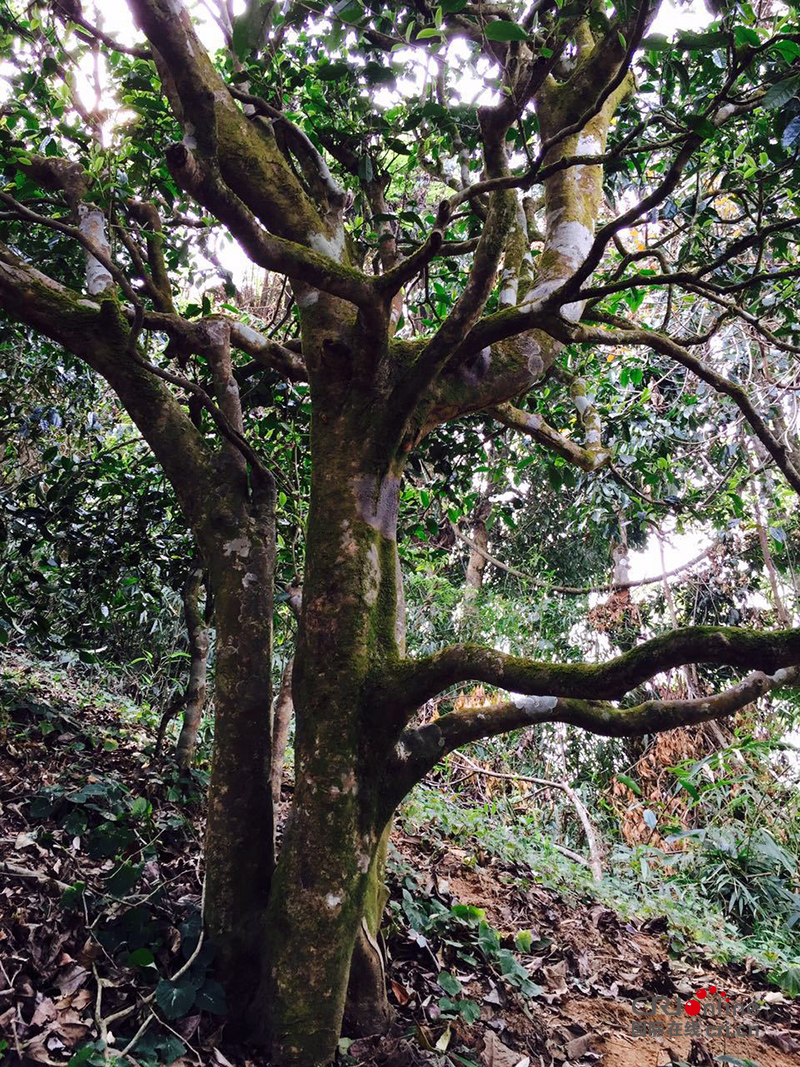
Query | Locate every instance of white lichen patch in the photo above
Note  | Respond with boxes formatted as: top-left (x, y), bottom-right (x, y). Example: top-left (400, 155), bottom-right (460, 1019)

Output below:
top-left (350, 474), bottom-right (400, 538)
top-left (713, 103), bottom-right (736, 126)
top-left (364, 543), bottom-right (380, 606)
top-left (520, 278), bottom-right (563, 310)
top-left (549, 220), bottom-right (593, 269)
top-left (394, 740), bottom-right (411, 762)
top-left (499, 267), bottom-right (519, 308)
top-left (562, 300), bottom-right (584, 322)
top-left (575, 132), bottom-right (601, 156)
top-left (204, 318), bottom-right (229, 345)
top-left (296, 287), bottom-right (319, 308)
top-left (510, 694), bottom-right (559, 712)
top-left (242, 572), bottom-right (258, 589)
top-left (520, 335), bottom-right (543, 376)
top-left (78, 206), bottom-right (114, 297)
top-left (357, 852), bottom-right (371, 873)
top-left (308, 227), bottom-right (345, 263)
top-left (222, 537), bottom-right (251, 558)
top-left (183, 123), bottom-right (198, 151)
top-left (335, 521), bottom-right (360, 564)
top-left (232, 322), bottom-right (266, 349)
top-left (324, 893), bottom-right (342, 909)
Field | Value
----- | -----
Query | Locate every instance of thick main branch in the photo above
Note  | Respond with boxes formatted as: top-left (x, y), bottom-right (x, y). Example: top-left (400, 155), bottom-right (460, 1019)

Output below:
top-left (377, 625), bottom-right (800, 715)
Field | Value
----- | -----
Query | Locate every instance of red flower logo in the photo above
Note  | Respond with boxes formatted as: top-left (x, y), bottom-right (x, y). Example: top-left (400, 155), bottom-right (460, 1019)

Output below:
top-left (684, 985), bottom-right (729, 1015)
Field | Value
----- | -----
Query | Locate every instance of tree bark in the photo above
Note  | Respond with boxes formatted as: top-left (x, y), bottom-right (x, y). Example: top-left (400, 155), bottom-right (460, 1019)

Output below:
top-left (465, 497), bottom-right (491, 597)
top-left (257, 404), bottom-right (405, 1066)
top-left (175, 565), bottom-right (210, 770)
top-left (343, 821), bottom-right (393, 1037)
top-left (199, 473), bottom-right (276, 1026)
top-left (270, 655), bottom-right (294, 809)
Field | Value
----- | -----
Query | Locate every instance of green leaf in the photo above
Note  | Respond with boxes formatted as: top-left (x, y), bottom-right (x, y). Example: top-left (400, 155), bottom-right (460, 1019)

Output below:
top-left (60, 882), bottom-right (86, 910)
top-left (675, 30), bottom-right (726, 51)
top-left (458, 998), bottom-right (481, 1023)
top-left (438, 970), bottom-right (462, 996)
top-left (67, 1048), bottom-right (96, 1067)
top-left (763, 75), bottom-right (800, 109)
top-left (337, 0), bottom-right (363, 24)
top-left (477, 920), bottom-right (501, 954)
top-left (317, 62), bottom-right (349, 81)
top-left (685, 114), bottom-right (717, 139)
top-left (777, 964), bottom-right (800, 996)
top-left (194, 979), bottom-right (227, 1015)
top-left (642, 34), bottom-right (669, 51)
top-left (674, 774), bottom-right (700, 801)
top-left (231, 18), bottom-right (251, 61)
top-left (484, 21), bottom-right (528, 42)
top-left (733, 25), bottom-right (760, 48)
top-left (105, 861), bottom-right (143, 896)
top-left (363, 63), bottom-right (395, 85)
top-left (128, 947), bottom-right (155, 967)
top-left (616, 774), bottom-right (642, 796)
top-left (129, 795), bottom-right (149, 817)
top-left (155, 979), bottom-right (196, 1020)
top-left (514, 929), bottom-right (533, 953)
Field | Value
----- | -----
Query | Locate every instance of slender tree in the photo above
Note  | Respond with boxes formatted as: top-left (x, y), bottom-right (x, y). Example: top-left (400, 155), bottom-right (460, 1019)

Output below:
top-left (1, 2), bottom-right (800, 1063)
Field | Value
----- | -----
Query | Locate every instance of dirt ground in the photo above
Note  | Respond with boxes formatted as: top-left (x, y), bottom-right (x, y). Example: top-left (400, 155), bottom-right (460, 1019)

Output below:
top-left (2, 652), bottom-right (800, 1067)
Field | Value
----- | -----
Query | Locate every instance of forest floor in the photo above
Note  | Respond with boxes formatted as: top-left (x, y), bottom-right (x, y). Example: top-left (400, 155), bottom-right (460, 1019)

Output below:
top-left (1, 651), bottom-right (800, 1067)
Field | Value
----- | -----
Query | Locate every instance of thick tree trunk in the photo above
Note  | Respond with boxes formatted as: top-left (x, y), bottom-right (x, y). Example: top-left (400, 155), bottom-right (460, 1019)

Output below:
top-left (258, 409), bottom-right (405, 1066)
top-left (200, 475), bottom-right (276, 1024)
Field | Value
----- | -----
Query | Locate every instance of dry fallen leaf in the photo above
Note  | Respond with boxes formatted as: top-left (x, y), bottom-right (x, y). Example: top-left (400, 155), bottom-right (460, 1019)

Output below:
top-left (30, 997), bottom-right (57, 1027)
top-left (565, 1033), bottom-right (594, 1060)
top-left (482, 1030), bottom-right (531, 1067)
top-left (390, 979), bottom-right (410, 1005)
top-left (54, 964), bottom-right (89, 997)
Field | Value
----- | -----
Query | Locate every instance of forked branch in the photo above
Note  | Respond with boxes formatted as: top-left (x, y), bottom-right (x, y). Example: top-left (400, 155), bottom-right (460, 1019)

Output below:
top-left (384, 666), bottom-right (800, 812)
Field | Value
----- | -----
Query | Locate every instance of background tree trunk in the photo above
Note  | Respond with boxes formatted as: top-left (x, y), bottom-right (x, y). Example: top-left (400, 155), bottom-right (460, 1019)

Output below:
top-left (175, 565), bottom-right (210, 770)
top-left (270, 655), bottom-right (294, 809)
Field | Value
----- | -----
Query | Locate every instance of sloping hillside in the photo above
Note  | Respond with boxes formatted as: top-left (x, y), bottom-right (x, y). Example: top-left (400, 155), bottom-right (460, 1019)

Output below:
top-left (2, 653), bottom-right (799, 1067)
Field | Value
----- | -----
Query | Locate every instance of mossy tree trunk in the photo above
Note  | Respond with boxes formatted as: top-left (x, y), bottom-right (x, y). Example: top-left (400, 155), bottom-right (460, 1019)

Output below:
top-left (258, 367), bottom-right (407, 1062)
top-left (199, 479), bottom-right (276, 1015)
